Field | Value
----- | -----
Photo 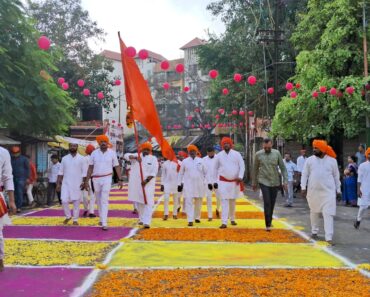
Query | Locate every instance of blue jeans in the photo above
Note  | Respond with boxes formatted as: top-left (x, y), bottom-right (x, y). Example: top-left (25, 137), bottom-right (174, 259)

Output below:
top-left (14, 178), bottom-right (26, 209)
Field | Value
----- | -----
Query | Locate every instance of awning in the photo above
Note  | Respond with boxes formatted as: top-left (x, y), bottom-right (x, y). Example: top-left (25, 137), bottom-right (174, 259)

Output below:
top-left (0, 135), bottom-right (21, 145)
top-left (48, 136), bottom-right (98, 156)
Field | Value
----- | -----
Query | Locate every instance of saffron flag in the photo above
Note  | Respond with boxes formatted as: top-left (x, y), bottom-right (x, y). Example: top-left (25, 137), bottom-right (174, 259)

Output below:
top-left (118, 33), bottom-right (176, 161)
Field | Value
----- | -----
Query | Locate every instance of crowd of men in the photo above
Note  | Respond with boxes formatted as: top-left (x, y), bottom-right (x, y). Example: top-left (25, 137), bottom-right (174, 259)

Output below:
top-left (0, 135), bottom-right (370, 271)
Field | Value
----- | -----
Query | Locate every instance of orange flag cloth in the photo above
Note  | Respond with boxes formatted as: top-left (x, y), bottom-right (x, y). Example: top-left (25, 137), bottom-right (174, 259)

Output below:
top-left (118, 34), bottom-right (176, 161)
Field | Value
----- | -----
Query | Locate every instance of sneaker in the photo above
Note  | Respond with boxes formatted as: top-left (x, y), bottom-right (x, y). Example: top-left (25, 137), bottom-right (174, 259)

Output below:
top-left (102, 226), bottom-right (108, 231)
top-left (326, 240), bottom-right (335, 246)
top-left (177, 207), bottom-right (181, 213)
top-left (284, 203), bottom-right (293, 207)
top-left (72, 221), bottom-right (79, 226)
top-left (144, 225), bottom-right (150, 229)
top-left (188, 222), bottom-right (193, 227)
top-left (216, 209), bottom-right (220, 218)
top-left (231, 221), bottom-right (237, 226)
top-left (163, 215), bottom-right (168, 221)
top-left (219, 224), bottom-right (227, 229)
top-left (132, 209), bottom-right (138, 214)
top-left (138, 222), bottom-right (143, 226)
top-left (98, 222), bottom-right (103, 226)
top-left (88, 213), bottom-right (97, 218)
top-left (354, 220), bottom-right (361, 229)
top-left (195, 219), bottom-right (201, 223)
top-left (82, 211), bottom-right (88, 217)
top-left (30, 201), bottom-right (37, 208)
top-left (208, 218), bottom-right (212, 222)
top-left (63, 218), bottom-right (72, 225)
top-left (311, 233), bottom-right (319, 240)
top-left (266, 226), bottom-right (271, 232)
top-left (173, 215), bottom-right (178, 220)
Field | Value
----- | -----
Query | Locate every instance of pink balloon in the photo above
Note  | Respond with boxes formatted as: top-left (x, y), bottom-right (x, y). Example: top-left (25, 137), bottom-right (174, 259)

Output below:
top-left (161, 61), bottom-right (170, 70)
top-left (319, 86), bottom-right (327, 93)
top-left (191, 124), bottom-right (195, 128)
top-left (346, 86), bottom-right (354, 95)
top-left (329, 87), bottom-right (337, 96)
top-left (295, 83), bottom-right (301, 89)
top-left (213, 123), bottom-right (216, 127)
top-left (239, 110), bottom-right (245, 116)
top-left (97, 92), bottom-right (104, 100)
top-left (209, 69), bottom-right (218, 79)
top-left (82, 89), bottom-right (90, 96)
top-left (232, 110), bottom-right (238, 115)
top-left (215, 114), bottom-right (220, 119)
top-left (187, 116), bottom-right (193, 121)
top-left (222, 88), bottom-right (229, 95)
top-left (112, 120), bottom-right (116, 124)
top-left (183, 86), bottom-right (190, 92)
top-left (138, 49), bottom-right (149, 60)
top-left (247, 76), bottom-right (257, 85)
top-left (61, 82), bottom-right (69, 90)
top-left (167, 125), bottom-right (171, 129)
top-left (239, 122), bottom-right (244, 127)
top-left (38, 36), bottom-right (51, 50)
top-left (57, 77), bottom-right (65, 85)
top-left (199, 124), bottom-right (203, 128)
top-left (194, 108), bottom-right (200, 113)
top-left (312, 91), bottom-right (319, 98)
top-left (115, 79), bottom-right (121, 86)
top-left (125, 46), bottom-right (136, 58)
top-left (118, 123), bottom-right (122, 128)
top-left (267, 87), bottom-right (274, 95)
top-left (337, 91), bottom-right (344, 98)
top-left (290, 91), bottom-right (297, 98)
top-left (163, 82), bottom-right (170, 90)
top-left (248, 111), bottom-right (254, 116)
top-left (77, 79), bottom-right (85, 88)
top-left (175, 63), bottom-right (184, 73)
top-left (286, 82), bottom-right (294, 90)
top-left (234, 73), bottom-right (242, 83)
top-left (218, 108), bottom-right (225, 114)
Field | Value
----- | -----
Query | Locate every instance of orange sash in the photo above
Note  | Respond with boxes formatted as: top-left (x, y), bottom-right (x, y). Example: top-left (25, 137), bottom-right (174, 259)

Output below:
top-left (219, 176), bottom-right (245, 192)
top-left (0, 193), bottom-right (8, 218)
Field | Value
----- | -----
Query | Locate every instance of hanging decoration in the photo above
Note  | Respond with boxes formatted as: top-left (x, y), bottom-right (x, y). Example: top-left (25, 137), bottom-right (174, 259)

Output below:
top-left (209, 69), bottom-right (218, 79)
top-left (234, 73), bottom-right (242, 83)
top-left (38, 36), bottom-right (51, 50)
top-left (160, 61), bottom-right (170, 70)
top-left (77, 79), bottom-right (85, 88)
top-left (125, 46), bottom-right (136, 58)
top-left (138, 49), bottom-right (149, 60)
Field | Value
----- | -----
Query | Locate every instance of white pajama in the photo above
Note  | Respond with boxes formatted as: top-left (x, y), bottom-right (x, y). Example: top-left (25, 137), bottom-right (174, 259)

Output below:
top-left (357, 206), bottom-right (369, 221)
top-left (194, 198), bottom-right (203, 220)
top-left (221, 199), bottom-right (236, 225)
top-left (63, 200), bottom-right (80, 222)
top-left (26, 184), bottom-right (34, 203)
top-left (356, 161), bottom-right (370, 223)
top-left (137, 202), bottom-right (153, 225)
top-left (185, 198), bottom-right (195, 223)
top-left (164, 193), bottom-right (179, 216)
top-left (83, 184), bottom-right (96, 214)
top-left (0, 226), bottom-right (3, 260)
top-left (310, 212), bottom-right (334, 241)
top-left (206, 189), bottom-right (220, 218)
top-left (93, 176), bottom-right (111, 227)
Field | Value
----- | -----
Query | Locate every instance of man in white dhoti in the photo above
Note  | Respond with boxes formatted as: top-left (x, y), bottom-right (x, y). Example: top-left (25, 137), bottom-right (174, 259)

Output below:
top-left (125, 142), bottom-right (158, 228)
top-left (0, 146), bottom-right (16, 272)
top-left (86, 135), bottom-right (123, 231)
top-left (57, 143), bottom-right (87, 226)
top-left (178, 145), bottom-right (205, 226)
top-left (301, 140), bottom-right (341, 244)
top-left (215, 137), bottom-right (245, 229)
top-left (354, 148), bottom-right (370, 229)
top-left (161, 157), bottom-right (180, 220)
top-left (203, 147), bottom-right (220, 221)
top-left (82, 144), bottom-right (96, 218)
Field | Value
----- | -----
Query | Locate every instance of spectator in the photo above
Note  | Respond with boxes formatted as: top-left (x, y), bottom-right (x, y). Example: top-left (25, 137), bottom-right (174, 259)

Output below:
top-left (296, 149), bottom-right (307, 192)
top-left (47, 155), bottom-right (61, 206)
top-left (342, 155), bottom-right (358, 207)
top-left (283, 153), bottom-right (298, 207)
top-left (10, 146), bottom-right (29, 213)
top-left (355, 144), bottom-right (366, 166)
top-left (25, 155), bottom-right (37, 208)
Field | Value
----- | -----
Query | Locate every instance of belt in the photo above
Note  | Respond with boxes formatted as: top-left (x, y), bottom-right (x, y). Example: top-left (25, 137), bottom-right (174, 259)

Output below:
top-left (219, 176), bottom-right (245, 192)
top-left (92, 173), bottom-right (112, 178)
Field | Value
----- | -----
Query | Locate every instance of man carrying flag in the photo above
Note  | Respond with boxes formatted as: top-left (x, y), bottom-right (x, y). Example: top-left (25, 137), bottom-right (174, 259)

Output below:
top-left (125, 142), bottom-right (158, 228)
top-left (85, 135), bottom-right (123, 231)
top-left (215, 137), bottom-right (245, 229)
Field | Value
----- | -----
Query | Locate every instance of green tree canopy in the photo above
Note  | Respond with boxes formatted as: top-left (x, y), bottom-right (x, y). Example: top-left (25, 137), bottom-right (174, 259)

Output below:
top-left (0, 0), bottom-right (74, 135)
top-left (271, 0), bottom-right (370, 142)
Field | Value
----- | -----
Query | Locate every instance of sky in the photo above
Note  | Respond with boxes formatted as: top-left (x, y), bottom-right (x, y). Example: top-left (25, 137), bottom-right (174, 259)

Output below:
top-left (81, 0), bottom-right (225, 60)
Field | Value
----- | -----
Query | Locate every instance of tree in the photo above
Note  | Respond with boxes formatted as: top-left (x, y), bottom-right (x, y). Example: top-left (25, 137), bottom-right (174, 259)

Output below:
top-left (271, 0), bottom-right (370, 144)
top-left (0, 0), bottom-right (74, 135)
top-left (26, 0), bottom-right (116, 116)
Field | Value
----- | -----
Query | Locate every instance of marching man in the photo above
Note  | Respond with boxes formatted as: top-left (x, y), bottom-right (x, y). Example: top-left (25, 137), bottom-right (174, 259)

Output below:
top-left (82, 144), bottom-right (96, 218)
top-left (57, 143), bottom-right (87, 226)
top-left (354, 147), bottom-right (370, 229)
top-left (161, 157), bottom-right (180, 220)
top-left (0, 146), bottom-right (16, 272)
top-left (177, 151), bottom-right (188, 214)
top-left (86, 135), bottom-right (123, 231)
top-left (301, 140), bottom-right (341, 245)
top-left (178, 145), bottom-right (205, 226)
top-left (215, 137), bottom-right (245, 229)
top-left (125, 142), bottom-right (158, 228)
top-left (203, 147), bottom-right (221, 220)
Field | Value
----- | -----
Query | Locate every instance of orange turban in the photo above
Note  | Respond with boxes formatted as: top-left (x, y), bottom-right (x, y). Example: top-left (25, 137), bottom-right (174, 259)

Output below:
top-left (96, 135), bottom-right (110, 145)
top-left (85, 144), bottom-right (95, 155)
top-left (326, 145), bottom-right (337, 159)
top-left (312, 139), bottom-right (328, 153)
top-left (178, 151), bottom-right (188, 158)
top-left (221, 137), bottom-right (233, 148)
top-left (11, 146), bottom-right (20, 153)
top-left (365, 147), bottom-right (370, 157)
top-left (187, 144), bottom-right (198, 153)
top-left (140, 142), bottom-right (152, 151)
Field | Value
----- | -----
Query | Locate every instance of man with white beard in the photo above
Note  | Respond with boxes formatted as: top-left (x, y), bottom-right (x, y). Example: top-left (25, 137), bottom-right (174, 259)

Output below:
top-left (125, 142), bottom-right (158, 228)
top-left (161, 158), bottom-right (180, 220)
top-left (203, 147), bottom-right (220, 221)
top-left (178, 145), bottom-right (205, 226)
top-left (301, 139), bottom-right (341, 245)
top-left (215, 137), bottom-right (245, 229)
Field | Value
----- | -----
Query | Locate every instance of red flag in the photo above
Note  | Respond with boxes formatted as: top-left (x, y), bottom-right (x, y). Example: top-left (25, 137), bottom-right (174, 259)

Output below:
top-left (118, 33), bottom-right (176, 161)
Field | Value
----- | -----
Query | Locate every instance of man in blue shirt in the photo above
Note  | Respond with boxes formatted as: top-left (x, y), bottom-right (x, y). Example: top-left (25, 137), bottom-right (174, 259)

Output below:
top-left (283, 153), bottom-right (298, 207)
top-left (10, 146), bottom-right (29, 213)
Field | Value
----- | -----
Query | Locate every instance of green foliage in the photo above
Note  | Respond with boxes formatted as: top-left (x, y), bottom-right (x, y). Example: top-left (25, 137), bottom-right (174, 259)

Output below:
top-left (272, 0), bottom-right (370, 141)
top-left (26, 0), bottom-right (115, 114)
top-left (0, 0), bottom-right (74, 135)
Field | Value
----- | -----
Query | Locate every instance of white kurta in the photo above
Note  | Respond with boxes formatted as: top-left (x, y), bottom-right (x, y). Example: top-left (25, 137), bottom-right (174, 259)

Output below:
top-left (358, 161), bottom-right (370, 207)
top-left (125, 153), bottom-right (158, 205)
top-left (296, 156), bottom-right (307, 173)
top-left (161, 160), bottom-right (179, 193)
top-left (0, 147), bottom-right (14, 227)
top-left (59, 154), bottom-right (87, 202)
top-left (301, 155), bottom-right (341, 215)
top-left (178, 157), bottom-right (205, 199)
top-left (215, 150), bottom-right (245, 200)
top-left (203, 156), bottom-right (218, 184)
